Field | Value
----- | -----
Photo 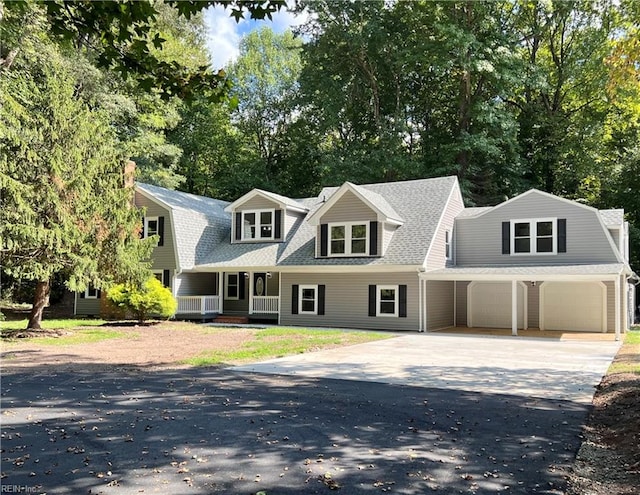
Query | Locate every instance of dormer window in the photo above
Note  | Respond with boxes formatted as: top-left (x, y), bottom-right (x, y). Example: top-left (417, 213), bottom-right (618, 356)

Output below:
top-left (329, 222), bottom-right (369, 256)
top-left (242, 209), bottom-right (274, 240)
top-left (445, 229), bottom-right (452, 260)
top-left (510, 218), bottom-right (556, 254)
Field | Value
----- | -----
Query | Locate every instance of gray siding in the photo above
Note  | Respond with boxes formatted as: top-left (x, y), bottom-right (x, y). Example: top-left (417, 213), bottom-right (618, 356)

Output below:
top-left (176, 273), bottom-right (218, 296)
top-left (135, 192), bottom-right (177, 270)
top-left (426, 281), bottom-right (454, 330)
top-left (237, 196), bottom-right (280, 210)
top-left (319, 190), bottom-right (377, 223)
top-left (456, 192), bottom-right (618, 266)
top-left (605, 281), bottom-right (614, 333)
top-left (526, 282), bottom-right (540, 328)
top-left (75, 295), bottom-right (101, 316)
top-left (280, 272), bottom-right (420, 331)
top-left (455, 281), bottom-right (469, 326)
top-left (426, 187), bottom-right (465, 270)
top-left (382, 223), bottom-right (397, 256)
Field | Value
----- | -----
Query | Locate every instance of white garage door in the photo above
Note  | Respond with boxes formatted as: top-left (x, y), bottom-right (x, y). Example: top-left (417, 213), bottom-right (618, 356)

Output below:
top-left (468, 282), bottom-right (525, 329)
top-left (541, 282), bottom-right (605, 332)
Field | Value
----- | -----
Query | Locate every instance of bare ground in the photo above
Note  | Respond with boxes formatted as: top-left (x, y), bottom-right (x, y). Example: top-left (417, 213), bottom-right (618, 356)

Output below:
top-left (2, 322), bottom-right (639, 494)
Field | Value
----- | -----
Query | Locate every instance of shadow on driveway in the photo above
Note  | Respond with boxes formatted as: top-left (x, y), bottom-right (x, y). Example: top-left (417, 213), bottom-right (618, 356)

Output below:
top-left (1, 365), bottom-right (586, 494)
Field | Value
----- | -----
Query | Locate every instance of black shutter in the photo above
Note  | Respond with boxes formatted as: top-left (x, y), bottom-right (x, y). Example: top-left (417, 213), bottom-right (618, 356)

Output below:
top-left (158, 216), bottom-right (165, 246)
top-left (163, 269), bottom-right (170, 288)
top-left (558, 219), bottom-right (567, 253)
top-left (502, 222), bottom-right (510, 254)
top-left (399, 285), bottom-right (407, 318)
top-left (292, 285), bottom-right (299, 314)
top-left (235, 212), bottom-right (242, 241)
top-left (320, 224), bottom-right (328, 257)
top-left (368, 285), bottom-right (377, 317)
top-left (369, 221), bottom-right (378, 256)
top-left (275, 210), bottom-right (282, 240)
top-left (140, 216), bottom-right (145, 238)
top-left (239, 272), bottom-right (246, 300)
top-left (80, 291), bottom-right (85, 299)
top-left (318, 285), bottom-right (326, 316)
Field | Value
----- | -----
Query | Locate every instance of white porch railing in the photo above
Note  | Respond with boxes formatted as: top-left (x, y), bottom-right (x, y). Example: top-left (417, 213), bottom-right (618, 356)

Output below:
top-left (176, 295), bottom-right (220, 315)
top-left (251, 296), bottom-right (279, 314)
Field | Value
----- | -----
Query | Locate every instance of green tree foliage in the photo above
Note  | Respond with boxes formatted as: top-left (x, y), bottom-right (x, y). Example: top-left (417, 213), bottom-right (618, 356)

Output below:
top-left (0, 36), bottom-right (154, 329)
top-left (107, 277), bottom-right (177, 323)
top-left (2, 0), bottom-right (286, 101)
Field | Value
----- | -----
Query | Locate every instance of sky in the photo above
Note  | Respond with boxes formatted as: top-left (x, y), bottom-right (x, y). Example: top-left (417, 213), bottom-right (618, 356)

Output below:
top-left (203, 4), bottom-right (309, 69)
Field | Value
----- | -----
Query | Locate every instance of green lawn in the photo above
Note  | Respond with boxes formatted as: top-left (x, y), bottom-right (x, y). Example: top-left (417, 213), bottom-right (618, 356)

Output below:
top-left (0, 318), bottom-right (124, 346)
top-left (185, 327), bottom-right (392, 366)
top-left (607, 327), bottom-right (640, 374)
top-left (1, 318), bottom-right (108, 331)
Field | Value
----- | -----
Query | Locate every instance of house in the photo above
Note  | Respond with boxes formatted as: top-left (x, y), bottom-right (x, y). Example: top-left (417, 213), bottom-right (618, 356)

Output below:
top-left (75, 177), bottom-right (636, 339)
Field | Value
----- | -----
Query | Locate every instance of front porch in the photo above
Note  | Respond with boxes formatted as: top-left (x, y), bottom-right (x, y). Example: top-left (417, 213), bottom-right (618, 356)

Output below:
top-left (174, 270), bottom-right (280, 321)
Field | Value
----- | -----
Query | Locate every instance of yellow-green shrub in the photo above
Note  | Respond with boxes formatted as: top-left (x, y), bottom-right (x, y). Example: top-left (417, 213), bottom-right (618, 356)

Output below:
top-left (107, 277), bottom-right (177, 323)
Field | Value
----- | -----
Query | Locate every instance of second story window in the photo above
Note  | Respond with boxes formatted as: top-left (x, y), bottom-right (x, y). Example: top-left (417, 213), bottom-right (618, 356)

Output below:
top-left (243, 210), bottom-right (274, 240)
top-left (511, 218), bottom-right (556, 255)
top-left (145, 217), bottom-right (158, 238)
top-left (329, 222), bottom-right (368, 256)
top-left (445, 229), bottom-right (452, 260)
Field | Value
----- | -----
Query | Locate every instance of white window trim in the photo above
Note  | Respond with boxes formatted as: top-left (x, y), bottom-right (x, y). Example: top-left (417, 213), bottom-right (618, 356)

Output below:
top-left (144, 216), bottom-right (159, 239)
top-left (510, 218), bottom-right (557, 256)
top-left (299, 284), bottom-right (318, 315)
top-left (225, 272), bottom-right (240, 300)
top-left (152, 270), bottom-right (164, 286)
top-left (445, 229), bottom-right (452, 260)
top-left (328, 221), bottom-right (369, 257)
top-left (241, 209), bottom-right (275, 241)
top-left (84, 286), bottom-right (99, 299)
top-left (376, 284), bottom-right (399, 317)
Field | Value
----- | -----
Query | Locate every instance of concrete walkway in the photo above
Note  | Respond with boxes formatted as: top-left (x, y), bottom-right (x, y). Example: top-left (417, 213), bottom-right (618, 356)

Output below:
top-left (233, 333), bottom-right (621, 404)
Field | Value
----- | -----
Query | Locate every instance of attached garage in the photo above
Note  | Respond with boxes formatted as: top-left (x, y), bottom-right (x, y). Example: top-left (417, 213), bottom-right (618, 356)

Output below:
top-left (540, 281), bottom-right (606, 332)
top-left (468, 281), bottom-right (526, 329)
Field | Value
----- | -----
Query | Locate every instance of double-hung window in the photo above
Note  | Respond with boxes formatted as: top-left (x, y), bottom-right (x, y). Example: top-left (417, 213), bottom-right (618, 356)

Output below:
top-left (242, 210), bottom-right (274, 240)
top-left (299, 285), bottom-right (318, 315)
top-left (225, 273), bottom-right (239, 300)
top-left (329, 222), bottom-right (368, 256)
top-left (84, 286), bottom-right (99, 299)
top-left (511, 218), bottom-right (556, 255)
top-left (145, 217), bottom-right (158, 238)
top-left (377, 285), bottom-right (398, 317)
top-left (445, 230), bottom-right (452, 260)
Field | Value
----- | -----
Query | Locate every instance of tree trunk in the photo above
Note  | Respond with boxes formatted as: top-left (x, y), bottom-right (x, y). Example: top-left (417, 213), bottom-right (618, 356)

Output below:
top-left (27, 280), bottom-right (50, 330)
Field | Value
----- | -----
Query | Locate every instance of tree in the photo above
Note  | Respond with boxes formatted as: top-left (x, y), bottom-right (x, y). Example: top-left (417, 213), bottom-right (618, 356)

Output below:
top-left (0, 41), bottom-right (154, 330)
top-left (2, 0), bottom-right (287, 101)
top-left (107, 277), bottom-right (177, 323)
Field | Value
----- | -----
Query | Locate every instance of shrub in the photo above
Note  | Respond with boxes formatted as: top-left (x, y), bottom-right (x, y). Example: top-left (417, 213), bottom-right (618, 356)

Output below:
top-left (107, 277), bottom-right (177, 323)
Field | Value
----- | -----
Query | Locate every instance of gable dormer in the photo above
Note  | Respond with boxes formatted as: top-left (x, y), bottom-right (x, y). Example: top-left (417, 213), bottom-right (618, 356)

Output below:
top-left (225, 189), bottom-right (308, 243)
top-left (307, 182), bottom-right (404, 258)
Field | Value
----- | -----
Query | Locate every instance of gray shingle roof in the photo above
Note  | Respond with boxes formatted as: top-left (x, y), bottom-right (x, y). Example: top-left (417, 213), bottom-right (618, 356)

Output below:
top-left (600, 209), bottom-right (624, 227)
top-left (346, 183), bottom-right (403, 223)
top-left (199, 176), bottom-right (459, 268)
top-left (136, 183), bottom-right (231, 270)
top-left (456, 207), bottom-right (493, 218)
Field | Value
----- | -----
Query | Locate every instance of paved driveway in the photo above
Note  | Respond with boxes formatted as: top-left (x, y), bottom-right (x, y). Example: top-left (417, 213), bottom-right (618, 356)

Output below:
top-left (234, 333), bottom-right (621, 404)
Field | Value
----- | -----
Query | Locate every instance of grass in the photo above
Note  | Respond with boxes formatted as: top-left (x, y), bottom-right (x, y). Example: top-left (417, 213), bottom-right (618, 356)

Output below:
top-left (22, 328), bottom-right (127, 346)
top-left (607, 326), bottom-right (640, 375)
top-left (1, 318), bottom-right (124, 346)
top-left (185, 327), bottom-right (392, 366)
top-left (1, 318), bottom-right (108, 331)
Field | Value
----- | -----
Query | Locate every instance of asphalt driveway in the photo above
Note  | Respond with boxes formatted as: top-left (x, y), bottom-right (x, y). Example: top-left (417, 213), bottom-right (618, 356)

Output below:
top-left (234, 333), bottom-right (621, 404)
top-left (1, 333), bottom-right (619, 494)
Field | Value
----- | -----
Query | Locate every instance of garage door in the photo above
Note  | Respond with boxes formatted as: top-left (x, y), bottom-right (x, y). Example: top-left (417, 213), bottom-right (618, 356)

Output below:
top-left (541, 282), bottom-right (605, 332)
top-left (468, 282), bottom-right (525, 329)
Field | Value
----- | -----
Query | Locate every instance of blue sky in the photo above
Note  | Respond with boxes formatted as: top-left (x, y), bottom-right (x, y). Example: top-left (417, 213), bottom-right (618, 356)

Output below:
top-left (203, 5), bottom-right (308, 69)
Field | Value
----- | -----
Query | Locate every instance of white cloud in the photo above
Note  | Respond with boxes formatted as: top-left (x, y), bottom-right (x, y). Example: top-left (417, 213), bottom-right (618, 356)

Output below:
top-left (203, 5), bottom-right (310, 70)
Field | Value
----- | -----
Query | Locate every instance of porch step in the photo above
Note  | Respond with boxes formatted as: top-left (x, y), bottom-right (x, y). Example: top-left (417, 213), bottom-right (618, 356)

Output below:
top-left (213, 315), bottom-right (249, 324)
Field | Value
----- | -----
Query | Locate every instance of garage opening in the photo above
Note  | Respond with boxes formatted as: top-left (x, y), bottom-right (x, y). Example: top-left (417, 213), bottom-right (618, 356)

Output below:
top-left (468, 281), bottom-right (526, 329)
top-left (540, 281), bottom-right (606, 332)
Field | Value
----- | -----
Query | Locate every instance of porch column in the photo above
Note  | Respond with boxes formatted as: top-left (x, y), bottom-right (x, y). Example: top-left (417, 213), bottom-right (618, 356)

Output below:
top-left (277, 272), bottom-right (282, 326)
top-left (248, 272), bottom-right (253, 315)
top-left (615, 275), bottom-right (621, 341)
top-left (511, 279), bottom-right (518, 336)
top-left (418, 278), bottom-right (424, 332)
top-left (219, 272), bottom-right (224, 315)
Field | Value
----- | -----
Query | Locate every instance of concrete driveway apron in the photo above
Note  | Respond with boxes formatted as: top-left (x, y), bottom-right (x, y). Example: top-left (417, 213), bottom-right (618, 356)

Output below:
top-left (233, 333), bottom-right (621, 404)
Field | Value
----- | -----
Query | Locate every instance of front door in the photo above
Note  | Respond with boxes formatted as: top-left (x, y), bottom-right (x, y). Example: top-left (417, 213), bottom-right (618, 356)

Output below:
top-left (254, 273), bottom-right (266, 297)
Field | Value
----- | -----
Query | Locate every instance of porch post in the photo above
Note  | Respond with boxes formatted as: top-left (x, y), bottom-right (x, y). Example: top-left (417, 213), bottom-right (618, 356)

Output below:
top-left (615, 275), bottom-right (621, 341)
top-left (248, 272), bottom-right (253, 315)
top-left (511, 279), bottom-right (518, 336)
top-left (418, 277), bottom-right (424, 332)
top-left (219, 272), bottom-right (224, 315)
top-left (277, 271), bottom-right (282, 326)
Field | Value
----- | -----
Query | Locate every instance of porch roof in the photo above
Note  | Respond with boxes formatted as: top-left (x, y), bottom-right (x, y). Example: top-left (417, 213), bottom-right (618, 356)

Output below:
top-left (422, 263), bottom-right (629, 281)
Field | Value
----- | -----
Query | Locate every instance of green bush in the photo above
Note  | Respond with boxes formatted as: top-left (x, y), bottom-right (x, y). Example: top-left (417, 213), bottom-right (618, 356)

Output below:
top-left (107, 277), bottom-right (177, 323)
